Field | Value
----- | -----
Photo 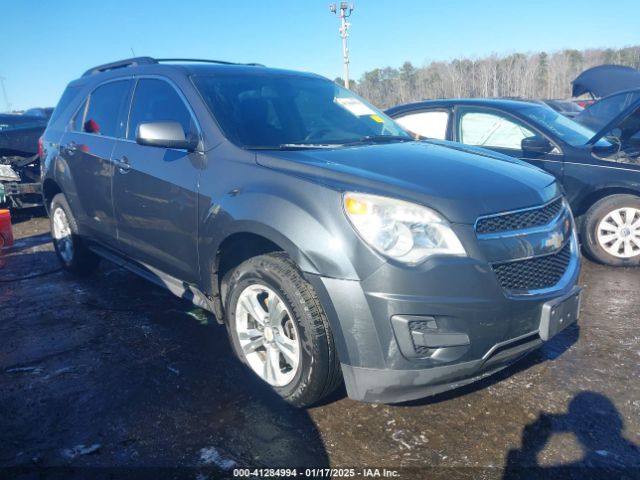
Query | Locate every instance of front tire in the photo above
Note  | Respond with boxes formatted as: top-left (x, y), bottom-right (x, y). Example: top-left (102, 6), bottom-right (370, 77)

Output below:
top-left (581, 194), bottom-right (640, 267)
top-left (223, 252), bottom-right (342, 407)
top-left (50, 193), bottom-right (100, 275)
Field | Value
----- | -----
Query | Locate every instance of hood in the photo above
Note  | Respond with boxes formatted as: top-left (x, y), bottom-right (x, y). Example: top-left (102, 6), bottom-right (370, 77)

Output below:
top-left (588, 96), bottom-right (640, 146)
top-left (572, 65), bottom-right (640, 98)
top-left (256, 140), bottom-right (558, 224)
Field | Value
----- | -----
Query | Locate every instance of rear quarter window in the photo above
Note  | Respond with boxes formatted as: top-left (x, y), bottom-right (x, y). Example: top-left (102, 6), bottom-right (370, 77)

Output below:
top-left (48, 86), bottom-right (82, 128)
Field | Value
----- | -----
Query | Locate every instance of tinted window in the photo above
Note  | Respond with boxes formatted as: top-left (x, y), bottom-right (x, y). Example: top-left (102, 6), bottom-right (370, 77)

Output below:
top-left (395, 110), bottom-right (449, 139)
top-left (128, 79), bottom-right (194, 140)
top-left (192, 74), bottom-right (408, 148)
top-left (83, 81), bottom-right (131, 137)
top-left (48, 87), bottom-right (81, 127)
top-left (459, 111), bottom-right (535, 149)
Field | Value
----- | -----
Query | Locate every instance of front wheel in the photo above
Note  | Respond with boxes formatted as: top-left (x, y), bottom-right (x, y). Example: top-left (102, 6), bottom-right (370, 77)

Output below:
top-left (223, 252), bottom-right (342, 407)
top-left (581, 194), bottom-right (640, 267)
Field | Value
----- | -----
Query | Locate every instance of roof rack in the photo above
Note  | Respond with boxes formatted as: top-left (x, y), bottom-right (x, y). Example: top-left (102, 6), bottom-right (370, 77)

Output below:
top-left (82, 56), bottom-right (264, 77)
top-left (156, 58), bottom-right (265, 67)
top-left (82, 57), bottom-right (156, 77)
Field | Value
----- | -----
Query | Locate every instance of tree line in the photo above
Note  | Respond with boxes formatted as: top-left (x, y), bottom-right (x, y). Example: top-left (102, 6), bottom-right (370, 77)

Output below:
top-left (337, 46), bottom-right (640, 109)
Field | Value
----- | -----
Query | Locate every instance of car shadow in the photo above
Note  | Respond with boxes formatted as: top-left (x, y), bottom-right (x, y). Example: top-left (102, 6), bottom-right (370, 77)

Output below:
top-left (0, 245), bottom-right (330, 478)
top-left (502, 391), bottom-right (640, 479)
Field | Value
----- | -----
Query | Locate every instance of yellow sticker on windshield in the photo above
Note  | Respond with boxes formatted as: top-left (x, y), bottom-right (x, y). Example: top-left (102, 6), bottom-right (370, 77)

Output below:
top-left (370, 115), bottom-right (384, 123)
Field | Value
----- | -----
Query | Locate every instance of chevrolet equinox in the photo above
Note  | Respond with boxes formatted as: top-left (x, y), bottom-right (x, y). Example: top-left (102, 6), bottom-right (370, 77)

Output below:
top-left (41, 57), bottom-right (582, 406)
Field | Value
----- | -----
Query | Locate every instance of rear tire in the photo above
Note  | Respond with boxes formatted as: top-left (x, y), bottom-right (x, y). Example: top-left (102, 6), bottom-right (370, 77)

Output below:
top-left (50, 193), bottom-right (100, 275)
top-left (581, 194), bottom-right (640, 267)
top-left (223, 252), bottom-right (342, 407)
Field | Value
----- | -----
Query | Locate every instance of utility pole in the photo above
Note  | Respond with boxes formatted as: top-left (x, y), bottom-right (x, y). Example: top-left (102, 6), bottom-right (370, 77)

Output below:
top-left (329, 2), bottom-right (354, 89)
top-left (0, 76), bottom-right (11, 113)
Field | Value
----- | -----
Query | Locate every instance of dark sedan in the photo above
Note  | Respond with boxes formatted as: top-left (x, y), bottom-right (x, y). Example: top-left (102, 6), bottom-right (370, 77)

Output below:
top-left (387, 98), bottom-right (640, 266)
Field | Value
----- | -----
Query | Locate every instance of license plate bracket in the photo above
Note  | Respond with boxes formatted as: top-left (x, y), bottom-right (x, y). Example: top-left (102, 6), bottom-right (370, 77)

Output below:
top-left (539, 288), bottom-right (581, 341)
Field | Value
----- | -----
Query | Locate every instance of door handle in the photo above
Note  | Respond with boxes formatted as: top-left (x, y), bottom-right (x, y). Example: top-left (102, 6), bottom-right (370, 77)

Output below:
top-left (115, 155), bottom-right (131, 174)
top-left (65, 141), bottom-right (77, 156)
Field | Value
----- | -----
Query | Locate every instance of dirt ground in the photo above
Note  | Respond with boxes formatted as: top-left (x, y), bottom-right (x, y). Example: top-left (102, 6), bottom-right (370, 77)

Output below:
top-left (1, 210), bottom-right (639, 479)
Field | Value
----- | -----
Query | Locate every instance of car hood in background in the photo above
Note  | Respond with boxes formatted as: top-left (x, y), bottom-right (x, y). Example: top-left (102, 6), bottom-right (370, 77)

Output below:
top-left (572, 65), bottom-right (640, 98)
top-left (257, 140), bottom-right (558, 224)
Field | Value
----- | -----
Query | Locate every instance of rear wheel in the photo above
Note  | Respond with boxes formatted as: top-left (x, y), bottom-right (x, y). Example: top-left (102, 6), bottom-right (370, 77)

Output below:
top-left (223, 252), bottom-right (342, 407)
top-left (50, 193), bottom-right (100, 274)
top-left (581, 194), bottom-right (640, 267)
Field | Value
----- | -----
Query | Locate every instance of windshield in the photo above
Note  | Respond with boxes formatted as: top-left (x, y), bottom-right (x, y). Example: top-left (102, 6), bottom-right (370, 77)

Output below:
top-left (518, 104), bottom-right (611, 148)
top-left (192, 73), bottom-right (410, 149)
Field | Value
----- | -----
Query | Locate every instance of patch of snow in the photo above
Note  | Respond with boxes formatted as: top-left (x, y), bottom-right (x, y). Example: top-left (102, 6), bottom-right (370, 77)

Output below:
top-left (199, 447), bottom-right (236, 470)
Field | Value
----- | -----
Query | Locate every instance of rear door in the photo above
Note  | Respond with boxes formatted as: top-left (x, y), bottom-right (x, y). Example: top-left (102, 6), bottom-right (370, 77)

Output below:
top-left (111, 77), bottom-right (201, 283)
top-left (453, 106), bottom-right (563, 180)
top-left (57, 79), bottom-right (133, 246)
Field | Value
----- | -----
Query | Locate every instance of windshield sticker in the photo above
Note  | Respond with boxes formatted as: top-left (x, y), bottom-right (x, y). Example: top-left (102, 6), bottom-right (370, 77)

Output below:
top-left (335, 97), bottom-right (376, 116)
top-left (370, 115), bottom-right (384, 123)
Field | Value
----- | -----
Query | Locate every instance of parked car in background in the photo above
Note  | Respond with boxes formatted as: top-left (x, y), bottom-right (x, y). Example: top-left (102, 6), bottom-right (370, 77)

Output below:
top-left (387, 98), bottom-right (640, 266)
top-left (572, 64), bottom-right (640, 99)
top-left (574, 89), bottom-right (640, 132)
top-left (543, 99), bottom-right (584, 118)
top-left (41, 57), bottom-right (580, 406)
top-left (23, 107), bottom-right (54, 121)
top-left (0, 113), bottom-right (46, 208)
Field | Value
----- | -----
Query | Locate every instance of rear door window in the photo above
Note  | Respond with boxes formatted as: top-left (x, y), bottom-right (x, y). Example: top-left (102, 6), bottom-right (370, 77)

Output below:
top-left (82, 80), bottom-right (132, 138)
top-left (127, 79), bottom-right (196, 140)
top-left (394, 110), bottom-right (449, 139)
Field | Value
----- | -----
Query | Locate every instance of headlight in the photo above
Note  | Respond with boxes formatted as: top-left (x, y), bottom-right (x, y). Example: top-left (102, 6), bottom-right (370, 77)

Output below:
top-left (343, 192), bottom-right (466, 264)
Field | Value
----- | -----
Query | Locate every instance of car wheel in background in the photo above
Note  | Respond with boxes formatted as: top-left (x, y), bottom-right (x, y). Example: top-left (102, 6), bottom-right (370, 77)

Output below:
top-left (223, 252), bottom-right (342, 407)
top-left (50, 193), bottom-right (100, 274)
top-left (581, 194), bottom-right (640, 267)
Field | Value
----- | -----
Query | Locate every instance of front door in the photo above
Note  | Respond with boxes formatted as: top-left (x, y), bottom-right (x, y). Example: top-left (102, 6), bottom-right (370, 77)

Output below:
top-left (454, 107), bottom-right (564, 181)
top-left (112, 78), bottom-right (201, 283)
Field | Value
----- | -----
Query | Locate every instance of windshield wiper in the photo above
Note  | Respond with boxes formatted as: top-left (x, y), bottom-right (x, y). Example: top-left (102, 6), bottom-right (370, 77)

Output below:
top-left (341, 135), bottom-right (413, 146)
top-left (245, 143), bottom-right (338, 151)
top-left (278, 143), bottom-right (338, 150)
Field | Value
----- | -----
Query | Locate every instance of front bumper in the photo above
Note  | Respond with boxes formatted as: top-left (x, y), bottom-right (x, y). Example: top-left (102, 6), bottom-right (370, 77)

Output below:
top-left (306, 229), bottom-right (581, 403)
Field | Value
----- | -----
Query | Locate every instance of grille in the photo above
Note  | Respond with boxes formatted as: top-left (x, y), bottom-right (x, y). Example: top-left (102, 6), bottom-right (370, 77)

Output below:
top-left (476, 198), bottom-right (563, 234)
top-left (492, 242), bottom-right (571, 291)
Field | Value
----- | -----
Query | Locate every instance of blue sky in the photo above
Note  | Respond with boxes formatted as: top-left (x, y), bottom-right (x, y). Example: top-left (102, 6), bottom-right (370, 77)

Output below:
top-left (1, 0), bottom-right (639, 111)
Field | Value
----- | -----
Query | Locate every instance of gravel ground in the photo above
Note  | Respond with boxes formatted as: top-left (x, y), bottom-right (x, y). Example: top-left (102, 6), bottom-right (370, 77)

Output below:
top-left (1, 210), bottom-right (639, 479)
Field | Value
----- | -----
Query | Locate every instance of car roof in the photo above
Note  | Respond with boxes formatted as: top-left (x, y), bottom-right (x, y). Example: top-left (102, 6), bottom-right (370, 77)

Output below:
top-left (68, 57), bottom-right (324, 88)
top-left (386, 98), bottom-right (545, 116)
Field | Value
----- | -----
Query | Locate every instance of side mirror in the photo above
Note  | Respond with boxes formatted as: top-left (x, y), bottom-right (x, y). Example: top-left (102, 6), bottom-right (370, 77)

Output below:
top-left (136, 121), bottom-right (198, 151)
top-left (521, 135), bottom-right (553, 154)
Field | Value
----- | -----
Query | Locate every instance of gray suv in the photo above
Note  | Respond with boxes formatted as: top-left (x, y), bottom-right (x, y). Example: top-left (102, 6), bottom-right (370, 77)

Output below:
top-left (41, 57), bottom-right (581, 406)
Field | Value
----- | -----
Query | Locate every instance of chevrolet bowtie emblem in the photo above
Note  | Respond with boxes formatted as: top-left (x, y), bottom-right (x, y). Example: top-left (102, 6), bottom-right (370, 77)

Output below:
top-left (545, 231), bottom-right (565, 250)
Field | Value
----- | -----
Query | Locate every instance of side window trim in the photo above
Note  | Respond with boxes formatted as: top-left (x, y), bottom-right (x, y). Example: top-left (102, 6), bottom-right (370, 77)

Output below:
top-left (454, 105), bottom-right (563, 155)
top-left (126, 75), bottom-right (203, 144)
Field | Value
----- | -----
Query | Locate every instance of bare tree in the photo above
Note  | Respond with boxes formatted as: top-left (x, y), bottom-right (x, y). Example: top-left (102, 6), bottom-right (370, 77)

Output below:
top-left (352, 45), bottom-right (640, 108)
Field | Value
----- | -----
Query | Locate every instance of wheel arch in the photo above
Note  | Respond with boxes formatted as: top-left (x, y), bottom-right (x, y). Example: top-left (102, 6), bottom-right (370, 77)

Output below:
top-left (574, 186), bottom-right (640, 218)
top-left (42, 178), bottom-right (62, 213)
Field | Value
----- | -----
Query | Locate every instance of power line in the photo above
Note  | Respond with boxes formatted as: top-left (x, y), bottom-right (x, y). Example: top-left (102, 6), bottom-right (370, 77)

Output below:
top-left (329, 2), bottom-right (354, 89)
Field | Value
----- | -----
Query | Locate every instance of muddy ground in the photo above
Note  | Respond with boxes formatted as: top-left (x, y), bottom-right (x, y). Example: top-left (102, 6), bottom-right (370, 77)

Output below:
top-left (1, 210), bottom-right (639, 479)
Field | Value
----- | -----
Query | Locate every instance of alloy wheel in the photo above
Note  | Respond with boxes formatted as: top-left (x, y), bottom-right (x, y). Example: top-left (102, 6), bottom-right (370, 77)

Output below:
top-left (52, 207), bottom-right (74, 264)
top-left (234, 284), bottom-right (301, 387)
